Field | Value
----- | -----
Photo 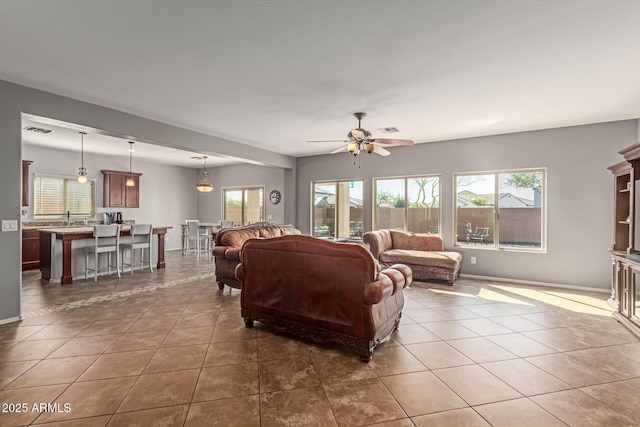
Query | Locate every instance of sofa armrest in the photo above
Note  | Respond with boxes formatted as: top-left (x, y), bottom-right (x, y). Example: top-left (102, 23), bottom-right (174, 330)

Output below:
top-left (363, 230), bottom-right (392, 260)
top-left (363, 274), bottom-right (394, 305)
top-left (235, 264), bottom-right (245, 282)
top-left (384, 264), bottom-right (413, 290)
top-left (225, 247), bottom-right (241, 261)
top-left (212, 246), bottom-right (227, 258)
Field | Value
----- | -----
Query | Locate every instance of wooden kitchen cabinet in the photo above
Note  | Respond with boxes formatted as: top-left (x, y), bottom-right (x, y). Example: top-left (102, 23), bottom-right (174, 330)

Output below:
top-left (22, 229), bottom-right (40, 271)
top-left (102, 170), bottom-right (142, 208)
top-left (22, 160), bottom-right (33, 207)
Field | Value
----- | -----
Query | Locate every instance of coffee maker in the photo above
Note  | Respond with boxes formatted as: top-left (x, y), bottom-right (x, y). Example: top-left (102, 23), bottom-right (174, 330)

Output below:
top-left (103, 212), bottom-right (123, 225)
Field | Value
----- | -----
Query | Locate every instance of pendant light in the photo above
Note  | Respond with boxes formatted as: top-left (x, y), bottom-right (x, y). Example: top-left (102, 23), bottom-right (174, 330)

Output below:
top-left (126, 141), bottom-right (135, 187)
top-left (77, 132), bottom-right (88, 184)
top-left (196, 156), bottom-right (214, 193)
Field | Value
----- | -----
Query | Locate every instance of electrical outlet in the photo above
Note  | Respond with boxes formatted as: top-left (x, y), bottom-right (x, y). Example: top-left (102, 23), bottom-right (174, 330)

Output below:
top-left (125, 250), bottom-right (131, 258)
top-left (267, 214), bottom-right (273, 220)
top-left (470, 256), bottom-right (477, 265)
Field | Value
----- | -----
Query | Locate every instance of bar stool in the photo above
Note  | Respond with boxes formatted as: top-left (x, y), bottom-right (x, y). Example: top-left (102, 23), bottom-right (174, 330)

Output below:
top-left (85, 225), bottom-right (121, 282)
top-left (184, 220), bottom-right (210, 259)
top-left (121, 224), bottom-right (154, 275)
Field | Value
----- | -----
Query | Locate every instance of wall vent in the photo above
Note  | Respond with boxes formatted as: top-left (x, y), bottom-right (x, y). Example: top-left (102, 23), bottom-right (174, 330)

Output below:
top-left (24, 126), bottom-right (53, 134)
top-left (377, 127), bottom-right (399, 134)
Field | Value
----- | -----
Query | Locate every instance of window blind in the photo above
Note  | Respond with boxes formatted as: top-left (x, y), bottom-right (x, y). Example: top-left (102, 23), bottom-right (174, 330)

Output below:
top-left (34, 175), bottom-right (95, 217)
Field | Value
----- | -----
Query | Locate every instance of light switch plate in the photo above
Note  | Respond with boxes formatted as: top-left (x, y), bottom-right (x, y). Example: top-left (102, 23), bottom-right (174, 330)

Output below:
top-left (1, 220), bottom-right (18, 232)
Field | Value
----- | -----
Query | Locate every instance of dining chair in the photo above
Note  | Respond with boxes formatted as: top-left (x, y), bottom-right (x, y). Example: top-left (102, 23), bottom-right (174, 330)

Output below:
top-left (184, 220), bottom-right (211, 259)
top-left (85, 224), bottom-right (121, 282)
top-left (121, 224), bottom-right (154, 275)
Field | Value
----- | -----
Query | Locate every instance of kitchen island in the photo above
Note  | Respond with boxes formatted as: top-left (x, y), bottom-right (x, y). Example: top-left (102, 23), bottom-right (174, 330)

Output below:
top-left (39, 226), bottom-right (171, 285)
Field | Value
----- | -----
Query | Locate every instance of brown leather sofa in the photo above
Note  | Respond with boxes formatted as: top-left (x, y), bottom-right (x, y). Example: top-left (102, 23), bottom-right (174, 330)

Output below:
top-left (213, 222), bottom-right (301, 289)
top-left (235, 235), bottom-right (412, 361)
top-left (364, 229), bottom-right (462, 284)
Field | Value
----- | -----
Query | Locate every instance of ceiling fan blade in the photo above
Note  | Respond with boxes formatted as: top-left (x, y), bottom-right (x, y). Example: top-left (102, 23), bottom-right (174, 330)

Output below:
top-left (373, 145), bottom-right (391, 156)
top-left (330, 146), bottom-right (348, 154)
top-left (306, 139), bottom-right (348, 143)
top-left (369, 138), bottom-right (414, 146)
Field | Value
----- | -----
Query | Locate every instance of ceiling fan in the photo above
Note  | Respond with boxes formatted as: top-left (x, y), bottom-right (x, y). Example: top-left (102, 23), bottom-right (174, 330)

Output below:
top-left (307, 112), bottom-right (414, 161)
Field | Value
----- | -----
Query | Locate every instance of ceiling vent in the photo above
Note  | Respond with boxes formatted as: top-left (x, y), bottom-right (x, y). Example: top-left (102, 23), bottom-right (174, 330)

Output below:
top-left (377, 127), bottom-right (399, 134)
top-left (24, 126), bottom-right (53, 134)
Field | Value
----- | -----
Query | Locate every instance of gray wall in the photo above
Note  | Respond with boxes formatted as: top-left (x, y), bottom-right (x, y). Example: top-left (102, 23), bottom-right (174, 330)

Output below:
top-left (297, 120), bottom-right (638, 290)
top-left (196, 163), bottom-right (286, 224)
top-left (22, 144), bottom-right (196, 251)
top-left (0, 79), bottom-right (294, 323)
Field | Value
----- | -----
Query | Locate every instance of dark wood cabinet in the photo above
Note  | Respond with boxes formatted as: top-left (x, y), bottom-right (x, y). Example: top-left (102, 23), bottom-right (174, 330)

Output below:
top-left (609, 143), bottom-right (640, 337)
top-left (22, 229), bottom-right (40, 271)
top-left (22, 160), bottom-right (33, 207)
top-left (102, 170), bottom-right (141, 208)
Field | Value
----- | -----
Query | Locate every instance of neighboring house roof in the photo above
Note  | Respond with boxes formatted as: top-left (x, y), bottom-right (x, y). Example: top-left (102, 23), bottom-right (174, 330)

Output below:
top-left (457, 191), bottom-right (534, 207)
top-left (314, 189), bottom-right (362, 208)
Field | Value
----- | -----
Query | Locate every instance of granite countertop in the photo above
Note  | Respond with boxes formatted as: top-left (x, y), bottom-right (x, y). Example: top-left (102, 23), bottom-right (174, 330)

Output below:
top-left (37, 225), bottom-right (172, 234)
top-left (22, 220), bottom-right (134, 230)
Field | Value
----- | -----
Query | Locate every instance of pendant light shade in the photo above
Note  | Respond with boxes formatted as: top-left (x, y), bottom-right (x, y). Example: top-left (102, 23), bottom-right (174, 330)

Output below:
top-left (77, 132), bottom-right (88, 184)
top-left (126, 141), bottom-right (135, 187)
top-left (196, 156), bottom-right (214, 193)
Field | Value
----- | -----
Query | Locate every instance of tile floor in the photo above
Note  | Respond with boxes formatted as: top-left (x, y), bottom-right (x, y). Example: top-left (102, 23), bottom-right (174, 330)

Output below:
top-left (1, 251), bottom-right (640, 426)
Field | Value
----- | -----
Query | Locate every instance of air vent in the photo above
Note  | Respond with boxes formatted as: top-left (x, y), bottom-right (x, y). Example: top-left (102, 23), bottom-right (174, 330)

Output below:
top-left (24, 126), bottom-right (53, 134)
top-left (377, 127), bottom-right (399, 134)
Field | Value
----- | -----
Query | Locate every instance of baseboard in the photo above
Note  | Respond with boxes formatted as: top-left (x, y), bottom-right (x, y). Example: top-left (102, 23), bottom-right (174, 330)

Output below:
top-left (0, 316), bottom-right (21, 325)
top-left (459, 273), bottom-right (610, 293)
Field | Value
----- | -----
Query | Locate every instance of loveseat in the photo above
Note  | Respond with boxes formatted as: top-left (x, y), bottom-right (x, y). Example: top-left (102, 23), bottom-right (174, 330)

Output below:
top-left (213, 222), bottom-right (301, 289)
top-left (363, 229), bottom-right (462, 284)
top-left (235, 235), bottom-right (412, 361)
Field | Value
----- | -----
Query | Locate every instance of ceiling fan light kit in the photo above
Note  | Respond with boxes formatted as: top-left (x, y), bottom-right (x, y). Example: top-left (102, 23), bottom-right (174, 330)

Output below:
top-left (307, 112), bottom-right (414, 167)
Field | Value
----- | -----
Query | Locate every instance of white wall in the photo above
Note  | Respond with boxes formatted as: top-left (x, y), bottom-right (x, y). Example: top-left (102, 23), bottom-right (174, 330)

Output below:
top-left (297, 120), bottom-right (637, 290)
top-left (22, 144), bottom-right (197, 251)
top-left (196, 163), bottom-right (287, 224)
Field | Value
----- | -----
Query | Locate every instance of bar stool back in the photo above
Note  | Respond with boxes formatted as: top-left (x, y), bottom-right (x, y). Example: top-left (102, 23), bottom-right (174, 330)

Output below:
top-left (122, 224), bottom-right (154, 274)
top-left (85, 225), bottom-right (121, 282)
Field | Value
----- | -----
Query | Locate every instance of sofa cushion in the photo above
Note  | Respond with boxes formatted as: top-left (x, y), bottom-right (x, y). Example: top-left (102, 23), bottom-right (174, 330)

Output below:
top-left (390, 230), bottom-right (444, 251)
top-left (380, 249), bottom-right (461, 270)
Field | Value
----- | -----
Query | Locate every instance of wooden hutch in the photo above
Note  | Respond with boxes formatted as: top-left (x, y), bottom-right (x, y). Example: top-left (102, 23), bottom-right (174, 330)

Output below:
top-left (609, 142), bottom-right (640, 337)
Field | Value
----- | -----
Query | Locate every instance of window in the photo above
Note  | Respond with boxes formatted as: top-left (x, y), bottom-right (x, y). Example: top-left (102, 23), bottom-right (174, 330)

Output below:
top-left (33, 174), bottom-right (96, 218)
top-left (455, 169), bottom-right (545, 250)
top-left (374, 175), bottom-right (440, 234)
top-left (223, 187), bottom-right (264, 226)
top-left (312, 180), bottom-right (363, 239)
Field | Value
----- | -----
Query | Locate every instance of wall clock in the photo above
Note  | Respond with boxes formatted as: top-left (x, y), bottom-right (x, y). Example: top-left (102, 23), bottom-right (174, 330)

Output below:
top-left (269, 189), bottom-right (281, 205)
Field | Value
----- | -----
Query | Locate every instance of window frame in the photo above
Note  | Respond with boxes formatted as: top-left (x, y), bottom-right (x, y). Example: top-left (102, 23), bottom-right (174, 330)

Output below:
top-left (222, 185), bottom-right (265, 226)
top-left (453, 167), bottom-right (546, 252)
top-left (310, 179), bottom-right (364, 239)
top-left (373, 173), bottom-right (441, 235)
top-left (33, 173), bottom-right (96, 219)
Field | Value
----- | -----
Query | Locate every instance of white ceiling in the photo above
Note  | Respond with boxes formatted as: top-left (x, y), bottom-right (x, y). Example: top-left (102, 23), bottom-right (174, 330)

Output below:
top-left (3, 1), bottom-right (640, 162)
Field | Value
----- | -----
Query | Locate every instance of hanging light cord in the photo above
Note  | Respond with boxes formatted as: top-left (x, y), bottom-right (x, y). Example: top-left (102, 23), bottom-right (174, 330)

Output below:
top-left (80, 132), bottom-right (84, 169)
